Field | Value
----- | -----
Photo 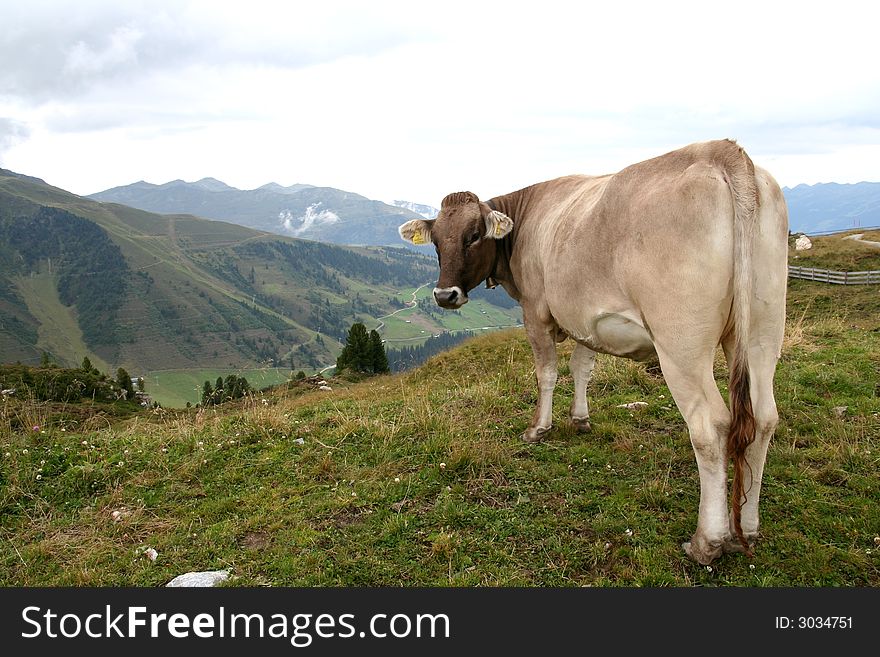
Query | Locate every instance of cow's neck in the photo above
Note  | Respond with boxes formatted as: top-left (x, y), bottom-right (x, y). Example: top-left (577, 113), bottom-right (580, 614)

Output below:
top-left (486, 191), bottom-right (530, 300)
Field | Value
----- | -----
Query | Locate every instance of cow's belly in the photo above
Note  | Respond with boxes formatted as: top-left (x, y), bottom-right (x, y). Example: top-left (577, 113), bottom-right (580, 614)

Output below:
top-left (563, 312), bottom-right (656, 361)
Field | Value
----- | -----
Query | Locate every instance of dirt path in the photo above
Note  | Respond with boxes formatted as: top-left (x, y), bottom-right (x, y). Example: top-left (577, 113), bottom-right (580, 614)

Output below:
top-left (842, 233), bottom-right (880, 249)
top-left (374, 282), bottom-right (431, 333)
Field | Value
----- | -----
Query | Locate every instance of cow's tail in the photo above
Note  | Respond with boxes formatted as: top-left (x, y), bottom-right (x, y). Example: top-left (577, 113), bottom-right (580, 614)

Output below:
top-left (722, 140), bottom-right (759, 555)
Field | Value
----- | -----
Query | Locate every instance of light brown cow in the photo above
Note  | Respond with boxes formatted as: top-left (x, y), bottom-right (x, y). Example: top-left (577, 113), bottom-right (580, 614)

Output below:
top-left (399, 140), bottom-right (788, 564)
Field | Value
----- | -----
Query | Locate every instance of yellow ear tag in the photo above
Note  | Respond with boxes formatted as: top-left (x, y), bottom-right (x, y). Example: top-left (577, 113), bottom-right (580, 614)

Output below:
top-left (494, 222), bottom-right (503, 237)
top-left (412, 232), bottom-right (426, 245)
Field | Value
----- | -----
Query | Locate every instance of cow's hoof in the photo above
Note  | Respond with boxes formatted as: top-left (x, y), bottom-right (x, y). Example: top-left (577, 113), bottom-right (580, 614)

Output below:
top-left (682, 536), bottom-right (724, 565)
top-left (722, 533), bottom-right (759, 555)
top-left (521, 426), bottom-right (551, 443)
top-left (571, 417), bottom-right (591, 433)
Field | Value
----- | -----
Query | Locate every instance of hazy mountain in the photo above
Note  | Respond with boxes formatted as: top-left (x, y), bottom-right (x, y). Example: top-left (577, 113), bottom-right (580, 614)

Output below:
top-left (89, 179), bottom-right (423, 246)
top-left (0, 168), bottom-right (437, 374)
top-left (783, 182), bottom-right (880, 234)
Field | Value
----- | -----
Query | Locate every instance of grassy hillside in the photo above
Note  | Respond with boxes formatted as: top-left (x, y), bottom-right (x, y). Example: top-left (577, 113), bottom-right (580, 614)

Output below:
top-left (787, 230), bottom-right (880, 330)
top-left (1, 234), bottom-right (877, 586)
top-left (0, 170), bottom-right (445, 381)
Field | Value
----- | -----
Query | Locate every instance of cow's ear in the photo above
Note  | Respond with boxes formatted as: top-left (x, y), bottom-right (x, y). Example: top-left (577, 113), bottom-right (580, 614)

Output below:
top-left (484, 210), bottom-right (513, 239)
top-left (399, 219), bottom-right (434, 245)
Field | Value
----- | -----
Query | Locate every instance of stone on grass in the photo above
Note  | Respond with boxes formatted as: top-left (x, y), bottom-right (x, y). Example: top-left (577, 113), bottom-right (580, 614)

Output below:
top-left (166, 569), bottom-right (230, 587)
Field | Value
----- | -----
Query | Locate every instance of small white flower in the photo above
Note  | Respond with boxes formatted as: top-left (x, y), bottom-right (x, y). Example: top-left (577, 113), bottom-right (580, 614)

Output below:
top-left (3, 452), bottom-right (9, 458)
top-left (36, 474), bottom-right (42, 480)
top-left (394, 477), bottom-right (401, 483)
top-left (197, 441), bottom-right (204, 447)
top-left (749, 564), bottom-right (755, 570)
top-left (439, 462), bottom-right (446, 470)
top-left (351, 492), bottom-right (357, 497)
top-left (117, 461), bottom-right (124, 467)
top-left (22, 449), bottom-right (28, 454)
top-left (82, 441), bottom-right (88, 446)
top-left (706, 566), bottom-right (713, 572)
top-left (624, 528), bottom-right (633, 537)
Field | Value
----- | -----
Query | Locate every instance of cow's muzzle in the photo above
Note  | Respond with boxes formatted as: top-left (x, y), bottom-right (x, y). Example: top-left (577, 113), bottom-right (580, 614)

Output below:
top-left (433, 286), bottom-right (467, 309)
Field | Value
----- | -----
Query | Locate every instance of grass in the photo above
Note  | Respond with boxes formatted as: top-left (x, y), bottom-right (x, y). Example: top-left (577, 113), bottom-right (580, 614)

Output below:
top-left (789, 229), bottom-right (880, 271)
top-left (1, 303), bottom-right (877, 586)
top-left (14, 270), bottom-right (112, 374)
top-left (144, 368), bottom-right (295, 408)
top-left (380, 285), bottom-right (522, 345)
top-left (0, 234), bottom-right (877, 587)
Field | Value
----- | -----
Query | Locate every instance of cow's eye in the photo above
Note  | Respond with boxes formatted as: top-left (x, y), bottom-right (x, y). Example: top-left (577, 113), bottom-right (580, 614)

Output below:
top-left (466, 232), bottom-right (481, 246)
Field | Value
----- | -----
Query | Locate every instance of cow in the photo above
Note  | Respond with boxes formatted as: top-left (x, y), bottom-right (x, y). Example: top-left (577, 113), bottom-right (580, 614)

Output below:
top-left (399, 140), bottom-right (788, 565)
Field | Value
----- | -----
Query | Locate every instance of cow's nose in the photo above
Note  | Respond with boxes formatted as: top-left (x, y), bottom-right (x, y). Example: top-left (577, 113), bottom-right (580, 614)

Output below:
top-left (433, 287), bottom-right (459, 306)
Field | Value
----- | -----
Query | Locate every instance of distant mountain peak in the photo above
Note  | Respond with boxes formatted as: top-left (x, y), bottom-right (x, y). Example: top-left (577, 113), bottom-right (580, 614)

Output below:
top-left (258, 182), bottom-right (315, 195)
top-left (193, 177), bottom-right (235, 192)
top-left (392, 200), bottom-right (439, 219)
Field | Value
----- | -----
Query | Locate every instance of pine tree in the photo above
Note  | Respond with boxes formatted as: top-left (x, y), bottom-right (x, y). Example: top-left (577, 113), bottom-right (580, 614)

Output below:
top-left (137, 377), bottom-right (145, 392)
top-left (336, 322), bottom-right (371, 372)
top-left (81, 356), bottom-right (92, 372)
top-left (116, 368), bottom-right (135, 399)
top-left (202, 380), bottom-right (214, 406)
top-left (369, 330), bottom-right (389, 373)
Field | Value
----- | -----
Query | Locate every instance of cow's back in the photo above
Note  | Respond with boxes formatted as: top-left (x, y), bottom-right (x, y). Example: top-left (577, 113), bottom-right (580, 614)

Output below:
top-left (532, 141), bottom-right (755, 347)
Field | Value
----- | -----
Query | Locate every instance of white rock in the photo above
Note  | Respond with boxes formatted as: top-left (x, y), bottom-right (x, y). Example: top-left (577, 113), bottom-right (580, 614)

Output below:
top-left (166, 570), bottom-right (230, 588)
top-left (794, 235), bottom-right (812, 250)
top-left (144, 548), bottom-right (158, 561)
top-left (832, 406), bottom-right (848, 419)
top-left (319, 385), bottom-right (332, 391)
top-left (616, 401), bottom-right (649, 410)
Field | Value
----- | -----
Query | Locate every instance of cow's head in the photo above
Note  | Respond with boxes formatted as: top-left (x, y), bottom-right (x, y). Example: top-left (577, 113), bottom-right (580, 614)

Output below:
top-left (398, 191), bottom-right (513, 308)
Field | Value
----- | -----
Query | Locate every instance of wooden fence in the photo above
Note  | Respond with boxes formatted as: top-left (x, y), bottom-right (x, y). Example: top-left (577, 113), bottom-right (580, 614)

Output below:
top-left (788, 266), bottom-right (880, 285)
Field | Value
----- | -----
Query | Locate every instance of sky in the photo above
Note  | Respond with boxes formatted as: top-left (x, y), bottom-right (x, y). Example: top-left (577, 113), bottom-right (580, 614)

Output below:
top-left (1, 0), bottom-right (879, 206)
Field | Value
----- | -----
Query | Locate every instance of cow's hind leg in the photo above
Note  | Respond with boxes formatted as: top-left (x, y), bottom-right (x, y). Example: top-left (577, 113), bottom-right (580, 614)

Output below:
top-left (656, 346), bottom-right (731, 565)
top-left (569, 343), bottom-right (597, 432)
top-left (522, 310), bottom-right (559, 443)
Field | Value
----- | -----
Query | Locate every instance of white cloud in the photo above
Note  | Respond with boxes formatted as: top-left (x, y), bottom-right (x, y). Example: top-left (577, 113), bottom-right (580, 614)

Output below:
top-left (1, 0), bottom-right (879, 204)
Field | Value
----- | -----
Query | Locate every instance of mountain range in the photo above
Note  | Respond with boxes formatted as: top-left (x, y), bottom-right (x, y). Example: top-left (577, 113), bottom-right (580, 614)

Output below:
top-left (91, 177), bottom-right (880, 241)
top-left (782, 182), bottom-right (880, 234)
top-left (89, 178), bottom-right (423, 246)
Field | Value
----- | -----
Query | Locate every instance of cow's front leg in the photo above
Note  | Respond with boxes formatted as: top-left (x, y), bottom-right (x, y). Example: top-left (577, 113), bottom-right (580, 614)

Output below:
top-left (522, 312), bottom-right (559, 443)
top-left (568, 343), bottom-right (596, 432)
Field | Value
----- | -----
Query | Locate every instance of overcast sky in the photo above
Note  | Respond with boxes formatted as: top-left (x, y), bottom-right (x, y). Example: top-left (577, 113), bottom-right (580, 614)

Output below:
top-left (1, 0), bottom-right (878, 206)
